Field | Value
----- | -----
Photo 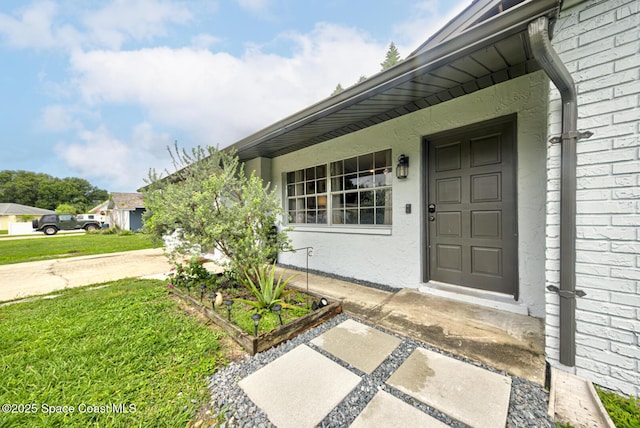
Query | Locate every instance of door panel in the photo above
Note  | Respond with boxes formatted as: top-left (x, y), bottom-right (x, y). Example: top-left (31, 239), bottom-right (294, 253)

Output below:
top-left (427, 118), bottom-right (517, 296)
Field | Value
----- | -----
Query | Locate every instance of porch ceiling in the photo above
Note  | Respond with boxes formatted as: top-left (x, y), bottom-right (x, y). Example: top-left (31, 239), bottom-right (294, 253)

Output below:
top-left (229, 0), bottom-right (560, 163)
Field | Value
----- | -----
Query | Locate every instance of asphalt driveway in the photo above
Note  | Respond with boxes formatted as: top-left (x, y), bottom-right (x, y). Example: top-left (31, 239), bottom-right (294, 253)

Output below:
top-left (0, 248), bottom-right (171, 302)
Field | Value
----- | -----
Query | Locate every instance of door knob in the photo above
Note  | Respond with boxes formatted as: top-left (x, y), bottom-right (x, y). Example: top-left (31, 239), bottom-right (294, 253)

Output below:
top-left (429, 215), bottom-right (435, 222)
top-left (428, 203), bottom-right (436, 213)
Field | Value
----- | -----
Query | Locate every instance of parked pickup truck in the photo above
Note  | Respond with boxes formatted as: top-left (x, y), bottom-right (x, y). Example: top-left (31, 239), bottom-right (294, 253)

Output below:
top-left (32, 214), bottom-right (101, 235)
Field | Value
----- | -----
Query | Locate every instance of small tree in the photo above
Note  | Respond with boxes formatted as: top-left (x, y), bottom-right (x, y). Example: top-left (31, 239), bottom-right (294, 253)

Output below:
top-left (380, 42), bottom-right (402, 70)
top-left (142, 144), bottom-right (290, 280)
top-left (55, 203), bottom-right (79, 214)
top-left (331, 83), bottom-right (344, 96)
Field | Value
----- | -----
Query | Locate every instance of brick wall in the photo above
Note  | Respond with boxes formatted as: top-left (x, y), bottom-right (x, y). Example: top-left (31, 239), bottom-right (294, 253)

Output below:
top-left (545, 0), bottom-right (639, 396)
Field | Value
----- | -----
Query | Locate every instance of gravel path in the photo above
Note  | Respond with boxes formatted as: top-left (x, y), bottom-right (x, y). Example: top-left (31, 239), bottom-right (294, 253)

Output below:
top-left (207, 313), bottom-right (555, 427)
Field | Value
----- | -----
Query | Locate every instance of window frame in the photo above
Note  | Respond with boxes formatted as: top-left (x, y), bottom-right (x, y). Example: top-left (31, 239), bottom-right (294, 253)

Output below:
top-left (284, 149), bottom-right (393, 228)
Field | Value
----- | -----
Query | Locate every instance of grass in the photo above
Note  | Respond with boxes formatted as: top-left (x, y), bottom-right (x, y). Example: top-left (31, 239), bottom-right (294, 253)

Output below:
top-left (0, 233), bottom-right (160, 265)
top-left (0, 279), bottom-right (229, 427)
top-left (211, 290), bottom-right (313, 335)
top-left (596, 386), bottom-right (639, 428)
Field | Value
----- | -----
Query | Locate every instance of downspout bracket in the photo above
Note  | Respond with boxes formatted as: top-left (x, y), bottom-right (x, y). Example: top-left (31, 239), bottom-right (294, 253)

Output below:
top-left (546, 285), bottom-right (586, 298)
top-left (548, 130), bottom-right (594, 144)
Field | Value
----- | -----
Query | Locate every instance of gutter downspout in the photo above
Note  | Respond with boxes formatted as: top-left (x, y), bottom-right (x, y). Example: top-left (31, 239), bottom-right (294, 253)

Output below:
top-left (528, 15), bottom-right (588, 367)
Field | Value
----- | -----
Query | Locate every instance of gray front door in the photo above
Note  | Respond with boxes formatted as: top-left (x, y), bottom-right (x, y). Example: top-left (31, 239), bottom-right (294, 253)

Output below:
top-left (426, 118), bottom-right (517, 297)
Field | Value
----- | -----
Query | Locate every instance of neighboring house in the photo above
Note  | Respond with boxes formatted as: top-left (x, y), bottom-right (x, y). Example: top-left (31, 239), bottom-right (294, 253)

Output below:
top-left (90, 193), bottom-right (145, 232)
top-left (225, 0), bottom-right (639, 396)
top-left (0, 203), bottom-right (54, 230)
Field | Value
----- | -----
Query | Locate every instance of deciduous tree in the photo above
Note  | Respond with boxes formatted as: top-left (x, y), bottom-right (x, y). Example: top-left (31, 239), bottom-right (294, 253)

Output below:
top-left (142, 144), bottom-right (290, 279)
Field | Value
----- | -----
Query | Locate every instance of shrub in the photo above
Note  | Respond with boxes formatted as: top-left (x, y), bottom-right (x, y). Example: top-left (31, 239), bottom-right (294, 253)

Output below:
top-left (235, 263), bottom-right (296, 310)
top-left (596, 386), bottom-right (639, 428)
top-left (142, 144), bottom-right (290, 280)
top-left (167, 256), bottom-right (217, 291)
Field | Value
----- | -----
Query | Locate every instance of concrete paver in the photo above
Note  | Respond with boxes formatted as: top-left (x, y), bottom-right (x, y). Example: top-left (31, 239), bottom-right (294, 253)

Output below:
top-left (349, 390), bottom-right (450, 428)
top-left (386, 347), bottom-right (512, 428)
top-left (238, 344), bottom-right (361, 428)
top-left (310, 319), bottom-right (402, 374)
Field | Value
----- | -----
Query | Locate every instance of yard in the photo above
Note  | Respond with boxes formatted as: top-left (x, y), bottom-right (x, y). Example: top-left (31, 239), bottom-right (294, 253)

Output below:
top-left (0, 279), bottom-right (240, 427)
top-left (0, 233), bottom-right (160, 265)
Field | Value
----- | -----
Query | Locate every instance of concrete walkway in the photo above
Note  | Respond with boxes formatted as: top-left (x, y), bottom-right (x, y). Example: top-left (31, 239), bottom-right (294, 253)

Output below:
top-left (0, 248), bottom-right (171, 302)
top-left (282, 268), bottom-right (546, 384)
top-left (274, 267), bottom-right (611, 427)
top-left (240, 318), bottom-right (512, 428)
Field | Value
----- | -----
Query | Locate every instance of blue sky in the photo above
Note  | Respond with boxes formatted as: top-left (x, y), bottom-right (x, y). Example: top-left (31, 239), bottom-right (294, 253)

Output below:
top-left (0, 0), bottom-right (468, 192)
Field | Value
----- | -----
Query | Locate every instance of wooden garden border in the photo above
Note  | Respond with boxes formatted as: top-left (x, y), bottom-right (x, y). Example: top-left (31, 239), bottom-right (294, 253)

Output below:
top-left (171, 288), bottom-right (342, 355)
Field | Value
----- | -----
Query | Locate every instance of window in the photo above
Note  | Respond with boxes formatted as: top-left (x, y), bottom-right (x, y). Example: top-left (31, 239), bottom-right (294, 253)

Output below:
top-left (286, 165), bottom-right (328, 224)
top-left (286, 149), bottom-right (392, 226)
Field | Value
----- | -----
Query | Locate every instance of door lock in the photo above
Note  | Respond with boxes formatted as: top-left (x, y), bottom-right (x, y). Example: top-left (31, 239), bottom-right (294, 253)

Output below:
top-left (428, 203), bottom-right (436, 213)
top-left (429, 215), bottom-right (435, 222)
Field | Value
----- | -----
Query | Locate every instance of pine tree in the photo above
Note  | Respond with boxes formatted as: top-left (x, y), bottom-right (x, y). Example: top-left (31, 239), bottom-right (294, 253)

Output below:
top-left (380, 42), bottom-right (401, 70)
top-left (331, 83), bottom-right (344, 96)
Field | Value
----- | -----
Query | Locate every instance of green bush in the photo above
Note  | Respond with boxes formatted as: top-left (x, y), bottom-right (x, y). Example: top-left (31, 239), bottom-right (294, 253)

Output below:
top-left (142, 144), bottom-right (291, 281)
top-left (596, 386), bottom-right (639, 428)
top-left (87, 226), bottom-right (136, 236)
top-left (167, 256), bottom-right (217, 291)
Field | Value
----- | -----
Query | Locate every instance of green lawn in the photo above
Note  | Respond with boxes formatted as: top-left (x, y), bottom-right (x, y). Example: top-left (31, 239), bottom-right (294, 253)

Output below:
top-left (0, 279), bottom-right (229, 427)
top-left (0, 233), bottom-right (161, 265)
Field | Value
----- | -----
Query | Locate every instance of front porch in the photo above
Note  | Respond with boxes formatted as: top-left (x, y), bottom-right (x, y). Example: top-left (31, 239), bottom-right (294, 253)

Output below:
top-left (280, 266), bottom-right (545, 384)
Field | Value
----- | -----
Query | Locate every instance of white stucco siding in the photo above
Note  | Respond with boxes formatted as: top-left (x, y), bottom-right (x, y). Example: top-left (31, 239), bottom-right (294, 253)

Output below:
top-left (545, 0), bottom-right (640, 396)
top-left (269, 71), bottom-right (548, 318)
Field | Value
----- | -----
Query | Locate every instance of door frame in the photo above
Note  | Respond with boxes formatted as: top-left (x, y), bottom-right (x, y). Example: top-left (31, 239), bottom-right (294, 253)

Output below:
top-left (421, 114), bottom-right (519, 299)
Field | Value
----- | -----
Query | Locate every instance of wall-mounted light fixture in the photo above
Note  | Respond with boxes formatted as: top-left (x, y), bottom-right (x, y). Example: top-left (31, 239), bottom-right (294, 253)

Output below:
top-left (396, 154), bottom-right (409, 179)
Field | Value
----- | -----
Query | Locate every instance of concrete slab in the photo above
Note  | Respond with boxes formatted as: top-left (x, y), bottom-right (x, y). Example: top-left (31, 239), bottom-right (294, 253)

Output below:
top-left (350, 390), bottom-right (449, 428)
top-left (548, 367), bottom-right (616, 428)
top-left (386, 348), bottom-right (512, 428)
top-left (281, 268), bottom-right (545, 384)
top-left (281, 267), bottom-right (392, 314)
top-left (238, 344), bottom-right (361, 428)
top-left (311, 319), bottom-right (401, 374)
top-left (0, 248), bottom-right (171, 302)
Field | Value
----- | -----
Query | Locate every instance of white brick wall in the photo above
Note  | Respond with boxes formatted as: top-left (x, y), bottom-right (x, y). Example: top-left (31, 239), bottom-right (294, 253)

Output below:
top-left (546, 0), bottom-right (640, 397)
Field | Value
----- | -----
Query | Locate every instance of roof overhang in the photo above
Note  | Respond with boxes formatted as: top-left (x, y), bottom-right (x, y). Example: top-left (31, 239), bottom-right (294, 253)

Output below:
top-left (228, 0), bottom-right (561, 163)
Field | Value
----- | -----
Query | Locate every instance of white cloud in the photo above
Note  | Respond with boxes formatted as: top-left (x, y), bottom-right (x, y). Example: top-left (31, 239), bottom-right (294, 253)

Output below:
top-left (392, 0), bottom-right (471, 55)
top-left (40, 104), bottom-right (83, 132)
top-left (0, 1), bottom-right (80, 49)
top-left (68, 22), bottom-right (384, 147)
top-left (82, 0), bottom-right (192, 50)
top-left (191, 33), bottom-right (222, 49)
top-left (0, 0), bottom-right (191, 51)
top-left (235, 0), bottom-right (271, 14)
top-left (28, 1), bottom-right (472, 191)
top-left (54, 123), bottom-right (172, 191)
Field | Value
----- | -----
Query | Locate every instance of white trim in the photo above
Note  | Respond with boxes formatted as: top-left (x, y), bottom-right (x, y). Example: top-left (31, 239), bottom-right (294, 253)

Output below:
top-left (419, 281), bottom-right (529, 316)
top-left (289, 225), bottom-right (392, 236)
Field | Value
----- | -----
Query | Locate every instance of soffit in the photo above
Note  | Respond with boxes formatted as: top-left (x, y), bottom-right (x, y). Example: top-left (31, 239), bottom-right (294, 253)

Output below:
top-left (230, 0), bottom-right (560, 163)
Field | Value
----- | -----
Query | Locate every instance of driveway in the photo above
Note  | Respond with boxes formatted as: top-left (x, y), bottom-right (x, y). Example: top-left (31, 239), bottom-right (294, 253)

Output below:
top-left (0, 248), bottom-right (171, 302)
